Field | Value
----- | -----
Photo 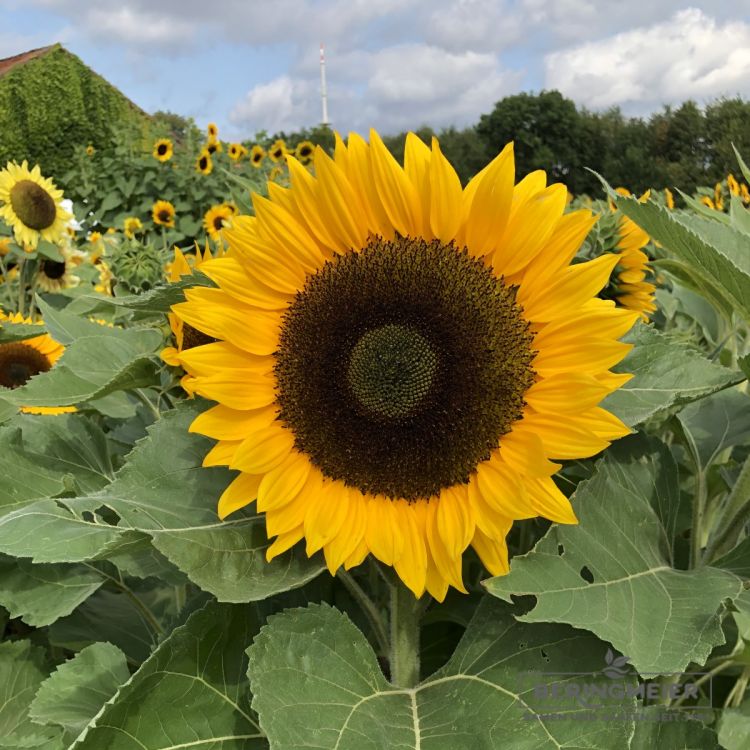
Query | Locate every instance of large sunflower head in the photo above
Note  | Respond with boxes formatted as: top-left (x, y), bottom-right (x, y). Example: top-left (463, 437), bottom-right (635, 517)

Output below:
top-left (172, 131), bottom-right (637, 599)
top-left (196, 150), bottom-right (213, 175)
top-left (268, 139), bottom-right (287, 163)
top-left (0, 310), bottom-right (75, 414)
top-left (0, 161), bottom-right (72, 250)
top-left (153, 138), bottom-right (174, 162)
top-left (250, 146), bottom-right (265, 168)
top-left (152, 200), bottom-right (176, 228)
top-left (203, 204), bottom-right (234, 241)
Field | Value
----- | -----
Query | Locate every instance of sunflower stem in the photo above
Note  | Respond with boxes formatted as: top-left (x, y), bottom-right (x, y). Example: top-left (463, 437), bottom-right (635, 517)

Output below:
top-left (389, 582), bottom-right (421, 689)
top-left (339, 570), bottom-right (389, 656)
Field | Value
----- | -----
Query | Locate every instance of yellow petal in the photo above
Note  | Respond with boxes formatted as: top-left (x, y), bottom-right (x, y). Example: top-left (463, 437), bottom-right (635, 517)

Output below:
top-left (436, 485), bottom-right (474, 557)
top-left (403, 133), bottom-right (432, 238)
top-left (232, 422), bottom-right (295, 474)
top-left (266, 525), bottom-right (305, 561)
top-left (190, 404), bottom-right (278, 441)
top-left (525, 477), bottom-right (577, 524)
top-left (472, 525), bottom-right (511, 576)
top-left (189, 370), bottom-right (277, 411)
top-left (393, 501), bottom-right (428, 597)
top-left (521, 413), bottom-right (611, 460)
top-left (323, 488), bottom-right (367, 575)
top-left (198, 257), bottom-right (291, 310)
top-left (304, 476), bottom-right (350, 555)
top-left (428, 137), bottom-right (462, 242)
top-left (525, 373), bottom-right (610, 415)
top-left (257, 451), bottom-right (311, 513)
top-left (218, 472), bottom-right (262, 519)
top-left (425, 499), bottom-right (466, 593)
top-left (365, 495), bottom-right (405, 565)
top-left (203, 439), bottom-right (241, 467)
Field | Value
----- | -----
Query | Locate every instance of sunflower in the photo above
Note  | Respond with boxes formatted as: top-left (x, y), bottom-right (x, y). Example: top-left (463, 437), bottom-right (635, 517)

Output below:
top-left (153, 138), bottom-right (174, 162)
top-left (228, 143), bottom-right (247, 161)
top-left (268, 139), bottom-right (287, 163)
top-left (196, 150), bottom-right (213, 175)
top-left (36, 248), bottom-right (80, 293)
top-left (664, 188), bottom-right (674, 210)
top-left (86, 145), bottom-right (95, 157)
top-left (0, 310), bottom-right (75, 414)
top-left (161, 244), bottom-right (223, 392)
top-left (152, 200), bottom-right (176, 228)
top-left (89, 231), bottom-right (102, 244)
top-left (295, 140), bottom-right (314, 164)
top-left (727, 174), bottom-right (740, 197)
top-left (203, 204), bottom-right (234, 240)
top-left (0, 161), bottom-right (72, 250)
top-left (123, 217), bottom-right (143, 239)
top-left (207, 123), bottom-right (219, 139)
top-left (742, 184), bottom-right (750, 204)
top-left (95, 261), bottom-right (114, 296)
top-left (206, 139), bottom-right (223, 156)
top-left (250, 145), bottom-right (265, 168)
top-left (170, 132), bottom-right (637, 599)
top-left (0, 237), bottom-right (10, 256)
top-left (700, 196), bottom-right (716, 210)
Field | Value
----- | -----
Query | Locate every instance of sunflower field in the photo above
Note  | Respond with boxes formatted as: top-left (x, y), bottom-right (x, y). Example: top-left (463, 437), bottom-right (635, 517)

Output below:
top-left (0, 121), bottom-right (749, 750)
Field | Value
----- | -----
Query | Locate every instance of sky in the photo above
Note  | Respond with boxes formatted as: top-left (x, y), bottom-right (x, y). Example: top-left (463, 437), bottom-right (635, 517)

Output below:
top-left (2, 1), bottom-right (750, 141)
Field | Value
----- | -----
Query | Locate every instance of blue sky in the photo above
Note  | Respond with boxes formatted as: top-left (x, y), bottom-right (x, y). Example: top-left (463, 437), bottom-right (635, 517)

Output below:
top-left (2, 1), bottom-right (750, 140)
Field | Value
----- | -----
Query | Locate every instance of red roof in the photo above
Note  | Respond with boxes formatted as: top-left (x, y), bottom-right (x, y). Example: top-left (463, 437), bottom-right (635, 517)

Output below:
top-left (0, 45), bottom-right (57, 79)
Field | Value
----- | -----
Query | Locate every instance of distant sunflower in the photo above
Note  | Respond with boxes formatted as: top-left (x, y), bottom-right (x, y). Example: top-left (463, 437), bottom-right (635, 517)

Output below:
top-left (700, 196), bottom-right (716, 210)
top-left (161, 244), bottom-right (223, 393)
top-left (727, 174), bottom-right (740, 197)
top-left (152, 200), bottom-right (176, 228)
top-left (742, 184), bottom-right (750, 204)
top-left (153, 138), bottom-right (174, 162)
top-left (86, 145), bottom-right (95, 157)
top-left (206, 139), bottom-right (222, 156)
top-left (123, 217), bottom-right (143, 238)
top-left (203, 204), bottom-right (233, 240)
top-left (95, 262), bottom-right (114, 296)
top-left (268, 139), bottom-right (287, 163)
top-left (228, 143), bottom-right (247, 161)
top-left (207, 123), bottom-right (219, 139)
top-left (0, 161), bottom-right (71, 250)
top-left (196, 150), bottom-right (213, 175)
top-left (0, 237), bottom-right (11, 256)
top-left (36, 249), bottom-right (80, 293)
top-left (664, 187), bottom-right (674, 209)
top-left (0, 310), bottom-right (75, 414)
top-left (171, 131), bottom-right (637, 599)
top-left (295, 140), bottom-right (314, 164)
top-left (250, 145), bottom-right (265, 168)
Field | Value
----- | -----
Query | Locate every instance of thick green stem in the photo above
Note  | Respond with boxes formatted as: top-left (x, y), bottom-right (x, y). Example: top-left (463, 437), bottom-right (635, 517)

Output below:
top-left (389, 583), bottom-right (421, 688)
top-left (690, 468), bottom-right (708, 568)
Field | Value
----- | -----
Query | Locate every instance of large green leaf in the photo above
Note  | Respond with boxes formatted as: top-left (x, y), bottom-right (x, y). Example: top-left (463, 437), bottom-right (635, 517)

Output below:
top-left (616, 195), bottom-right (750, 320)
top-left (602, 326), bottom-right (743, 427)
top-left (95, 402), bottom-right (324, 601)
top-left (0, 641), bottom-right (62, 749)
top-left (29, 643), bottom-right (129, 735)
top-left (630, 708), bottom-right (720, 749)
top-left (71, 601), bottom-right (266, 749)
top-left (0, 414), bottom-right (113, 514)
top-left (0, 557), bottom-right (103, 626)
top-left (1, 328), bottom-right (162, 408)
top-left (248, 599), bottom-right (636, 750)
top-left (486, 437), bottom-right (743, 674)
top-left (0, 320), bottom-right (47, 343)
top-left (719, 701), bottom-right (750, 750)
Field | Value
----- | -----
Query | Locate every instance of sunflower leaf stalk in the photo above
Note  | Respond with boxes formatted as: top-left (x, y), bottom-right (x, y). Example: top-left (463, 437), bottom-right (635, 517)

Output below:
top-left (389, 582), bottom-right (422, 688)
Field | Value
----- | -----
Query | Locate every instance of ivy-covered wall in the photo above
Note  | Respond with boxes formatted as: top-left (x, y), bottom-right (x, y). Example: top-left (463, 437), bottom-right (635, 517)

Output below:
top-left (0, 45), bottom-right (149, 180)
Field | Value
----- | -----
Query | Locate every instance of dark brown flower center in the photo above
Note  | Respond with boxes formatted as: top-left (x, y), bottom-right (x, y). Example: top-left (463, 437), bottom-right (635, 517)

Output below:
top-left (41, 259), bottom-right (66, 280)
top-left (9, 180), bottom-right (57, 231)
top-left (182, 323), bottom-right (216, 351)
top-left (0, 342), bottom-right (51, 388)
top-left (274, 236), bottom-right (537, 500)
top-left (157, 143), bottom-right (168, 155)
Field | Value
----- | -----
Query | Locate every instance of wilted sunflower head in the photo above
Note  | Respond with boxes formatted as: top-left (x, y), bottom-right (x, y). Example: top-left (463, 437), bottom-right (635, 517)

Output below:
top-left (172, 130), bottom-right (637, 599)
top-left (250, 145), bottom-right (265, 168)
top-left (153, 138), bottom-right (174, 162)
top-left (268, 139), bottom-right (287, 163)
top-left (0, 161), bottom-right (72, 250)
top-left (0, 310), bottom-right (75, 414)
top-left (196, 150), bottom-right (213, 175)
top-left (295, 140), bottom-right (314, 164)
top-left (123, 216), bottom-right (143, 239)
top-left (152, 200), bottom-right (176, 228)
top-left (203, 204), bottom-right (234, 241)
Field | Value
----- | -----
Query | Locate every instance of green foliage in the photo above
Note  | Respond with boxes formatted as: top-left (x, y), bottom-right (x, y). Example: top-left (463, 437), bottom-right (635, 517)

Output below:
top-left (0, 46), bottom-right (147, 178)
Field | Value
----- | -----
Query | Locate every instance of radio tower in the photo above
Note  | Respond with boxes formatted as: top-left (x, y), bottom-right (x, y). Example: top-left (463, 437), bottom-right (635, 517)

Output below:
top-left (319, 43), bottom-right (330, 127)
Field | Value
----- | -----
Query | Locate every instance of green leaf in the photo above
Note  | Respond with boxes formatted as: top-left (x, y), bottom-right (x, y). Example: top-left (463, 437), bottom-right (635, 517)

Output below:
top-left (96, 402), bottom-right (324, 601)
top-left (28, 643), bottom-right (129, 735)
top-left (677, 389), bottom-right (750, 471)
top-left (630, 707), bottom-right (720, 749)
top-left (34, 297), bottom-right (121, 345)
top-left (719, 701), bottom-right (750, 750)
top-left (486, 437), bottom-right (743, 674)
top-left (70, 601), bottom-right (266, 749)
top-left (616, 195), bottom-right (750, 320)
top-left (0, 414), bottom-right (113, 515)
top-left (602, 325), bottom-right (743, 427)
top-left (0, 321), bottom-right (47, 344)
top-left (248, 599), bottom-right (636, 750)
top-left (1, 329), bottom-right (162, 408)
top-left (0, 642), bottom-right (49, 744)
top-left (0, 557), bottom-right (103, 626)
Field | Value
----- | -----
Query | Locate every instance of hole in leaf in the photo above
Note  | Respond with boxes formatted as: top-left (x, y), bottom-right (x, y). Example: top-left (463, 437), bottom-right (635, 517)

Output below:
top-left (580, 565), bottom-right (594, 584)
top-left (540, 648), bottom-right (550, 662)
top-left (557, 544), bottom-right (564, 556)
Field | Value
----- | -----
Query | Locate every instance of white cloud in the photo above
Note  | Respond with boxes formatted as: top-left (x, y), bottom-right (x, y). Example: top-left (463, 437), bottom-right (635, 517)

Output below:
top-left (545, 8), bottom-right (750, 111)
top-left (85, 7), bottom-right (196, 47)
top-left (425, 0), bottom-right (521, 52)
top-left (230, 75), bottom-right (316, 134)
